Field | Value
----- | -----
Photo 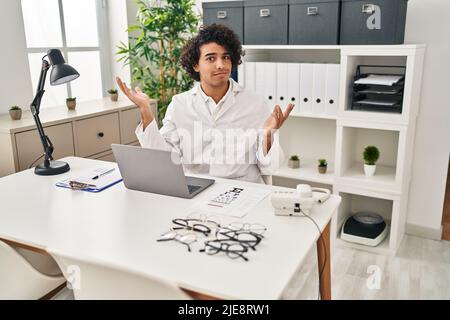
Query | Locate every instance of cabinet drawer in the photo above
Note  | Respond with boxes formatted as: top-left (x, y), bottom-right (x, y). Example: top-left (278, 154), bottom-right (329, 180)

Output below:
top-left (75, 113), bottom-right (120, 157)
top-left (119, 103), bottom-right (158, 145)
top-left (120, 108), bottom-right (141, 145)
top-left (15, 122), bottom-right (75, 171)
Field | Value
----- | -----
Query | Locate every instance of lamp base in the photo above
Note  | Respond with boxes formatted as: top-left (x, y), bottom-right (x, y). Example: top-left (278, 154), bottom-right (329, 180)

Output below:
top-left (35, 160), bottom-right (70, 176)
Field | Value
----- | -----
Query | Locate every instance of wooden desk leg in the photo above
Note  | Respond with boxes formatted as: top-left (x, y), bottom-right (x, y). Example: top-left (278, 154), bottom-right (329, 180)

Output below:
top-left (316, 221), bottom-right (331, 300)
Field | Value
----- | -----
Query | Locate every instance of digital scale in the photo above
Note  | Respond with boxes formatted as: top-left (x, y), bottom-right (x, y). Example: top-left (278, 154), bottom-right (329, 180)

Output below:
top-left (341, 212), bottom-right (388, 247)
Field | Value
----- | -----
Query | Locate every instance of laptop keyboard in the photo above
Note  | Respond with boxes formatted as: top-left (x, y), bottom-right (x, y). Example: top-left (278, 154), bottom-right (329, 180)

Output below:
top-left (188, 185), bottom-right (201, 194)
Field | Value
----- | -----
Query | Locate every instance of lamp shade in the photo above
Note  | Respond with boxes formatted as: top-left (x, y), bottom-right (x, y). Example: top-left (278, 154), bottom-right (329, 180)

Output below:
top-left (47, 49), bottom-right (80, 86)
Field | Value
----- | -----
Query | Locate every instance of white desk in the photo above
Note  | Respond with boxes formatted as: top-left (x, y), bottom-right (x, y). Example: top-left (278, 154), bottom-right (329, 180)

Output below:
top-left (0, 157), bottom-right (341, 300)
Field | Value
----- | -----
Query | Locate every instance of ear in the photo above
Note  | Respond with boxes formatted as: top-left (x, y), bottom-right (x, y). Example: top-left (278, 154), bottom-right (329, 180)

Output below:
top-left (193, 64), bottom-right (200, 73)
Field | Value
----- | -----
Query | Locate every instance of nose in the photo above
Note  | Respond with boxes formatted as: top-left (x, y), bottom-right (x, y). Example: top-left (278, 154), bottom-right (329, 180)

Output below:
top-left (216, 58), bottom-right (225, 70)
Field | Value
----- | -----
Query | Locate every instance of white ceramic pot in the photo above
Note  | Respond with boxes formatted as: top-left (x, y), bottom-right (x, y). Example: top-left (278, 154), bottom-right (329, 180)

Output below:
top-left (364, 164), bottom-right (376, 177)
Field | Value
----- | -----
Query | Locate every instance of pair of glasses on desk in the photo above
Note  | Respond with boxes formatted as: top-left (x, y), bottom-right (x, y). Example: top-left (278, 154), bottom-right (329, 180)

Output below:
top-left (68, 180), bottom-right (97, 190)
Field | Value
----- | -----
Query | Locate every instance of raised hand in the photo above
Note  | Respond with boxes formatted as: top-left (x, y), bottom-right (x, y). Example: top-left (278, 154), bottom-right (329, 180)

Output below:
top-left (116, 77), bottom-right (151, 111)
top-left (263, 103), bottom-right (294, 133)
top-left (116, 76), bottom-right (154, 128)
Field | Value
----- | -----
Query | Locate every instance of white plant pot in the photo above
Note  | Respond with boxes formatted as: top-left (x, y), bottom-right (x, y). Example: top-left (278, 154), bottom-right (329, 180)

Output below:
top-left (364, 164), bottom-right (376, 177)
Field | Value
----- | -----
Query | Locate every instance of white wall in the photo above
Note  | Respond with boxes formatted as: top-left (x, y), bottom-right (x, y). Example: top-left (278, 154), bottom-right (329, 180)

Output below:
top-left (0, 0), bottom-right (33, 115)
top-left (404, 0), bottom-right (450, 238)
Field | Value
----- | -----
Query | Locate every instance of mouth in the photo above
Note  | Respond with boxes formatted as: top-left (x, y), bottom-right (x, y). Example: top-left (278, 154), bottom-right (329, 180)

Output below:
top-left (213, 72), bottom-right (229, 77)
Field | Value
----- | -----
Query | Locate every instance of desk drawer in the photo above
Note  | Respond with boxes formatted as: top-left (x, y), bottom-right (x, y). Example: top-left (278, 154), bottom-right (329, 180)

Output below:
top-left (120, 107), bottom-right (141, 145)
top-left (75, 113), bottom-right (120, 157)
top-left (119, 103), bottom-right (158, 145)
top-left (15, 122), bottom-right (75, 171)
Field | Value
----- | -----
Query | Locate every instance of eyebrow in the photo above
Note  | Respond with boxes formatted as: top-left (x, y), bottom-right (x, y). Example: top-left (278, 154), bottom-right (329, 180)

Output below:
top-left (204, 52), bottom-right (230, 57)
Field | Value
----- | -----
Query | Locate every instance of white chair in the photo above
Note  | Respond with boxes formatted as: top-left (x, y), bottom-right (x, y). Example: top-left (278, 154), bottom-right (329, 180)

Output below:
top-left (48, 248), bottom-right (191, 300)
top-left (0, 240), bottom-right (65, 299)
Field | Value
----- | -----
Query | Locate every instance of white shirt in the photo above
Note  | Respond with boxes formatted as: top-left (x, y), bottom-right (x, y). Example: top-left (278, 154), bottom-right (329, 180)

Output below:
top-left (135, 79), bottom-right (284, 183)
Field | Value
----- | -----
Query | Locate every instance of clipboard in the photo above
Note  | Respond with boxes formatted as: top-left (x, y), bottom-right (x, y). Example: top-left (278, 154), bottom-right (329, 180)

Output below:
top-left (56, 167), bottom-right (123, 193)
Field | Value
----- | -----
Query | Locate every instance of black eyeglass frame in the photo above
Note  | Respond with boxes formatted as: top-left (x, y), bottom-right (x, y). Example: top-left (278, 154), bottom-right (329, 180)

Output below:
top-left (200, 239), bottom-right (249, 261)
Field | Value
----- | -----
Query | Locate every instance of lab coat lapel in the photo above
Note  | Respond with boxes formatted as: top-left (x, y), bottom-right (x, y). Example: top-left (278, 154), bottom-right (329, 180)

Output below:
top-left (191, 83), bottom-right (216, 123)
top-left (214, 79), bottom-right (242, 122)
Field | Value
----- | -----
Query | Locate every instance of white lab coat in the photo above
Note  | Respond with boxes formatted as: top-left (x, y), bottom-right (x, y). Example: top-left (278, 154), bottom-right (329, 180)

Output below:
top-left (135, 79), bottom-right (284, 183)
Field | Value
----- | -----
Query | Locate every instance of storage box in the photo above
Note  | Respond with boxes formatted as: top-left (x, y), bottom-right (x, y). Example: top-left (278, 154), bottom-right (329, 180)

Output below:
top-left (202, 1), bottom-right (244, 42)
top-left (340, 0), bottom-right (408, 45)
top-left (289, 0), bottom-right (341, 45)
top-left (244, 0), bottom-right (289, 45)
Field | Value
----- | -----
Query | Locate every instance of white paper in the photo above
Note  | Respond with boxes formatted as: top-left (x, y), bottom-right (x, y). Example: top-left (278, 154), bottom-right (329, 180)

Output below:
top-left (357, 99), bottom-right (398, 106)
top-left (354, 74), bottom-right (403, 86)
top-left (189, 185), bottom-right (271, 218)
top-left (56, 166), bottom-right (122, 190)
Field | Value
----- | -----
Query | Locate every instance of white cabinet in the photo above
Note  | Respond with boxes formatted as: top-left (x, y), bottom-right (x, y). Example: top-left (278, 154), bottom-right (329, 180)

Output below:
top-left (15, 122), bottom-right (75, 171)
top-left (74, 113), bottom-right (121, 157)
top-left (0, 98), bottom-right (157, 176)
top-left (239, 44), bottom-right (425, 255)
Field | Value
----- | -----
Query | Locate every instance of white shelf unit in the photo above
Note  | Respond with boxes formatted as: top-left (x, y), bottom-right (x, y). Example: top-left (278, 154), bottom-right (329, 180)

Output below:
top-left (239, 45), bottom-right (425, 255)
top-left (332, 184), bottom-right (401, 256)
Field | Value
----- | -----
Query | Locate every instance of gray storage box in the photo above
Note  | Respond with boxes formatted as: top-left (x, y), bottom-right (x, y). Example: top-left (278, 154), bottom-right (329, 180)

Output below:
top-left (340, 0), bottom-right (408, 45)
top-left (202, 1), bottom-right (244, 42)
top-left (289, 0), bottom-right (341, 45)
top-left (244, 0), bottom-right (289, 45)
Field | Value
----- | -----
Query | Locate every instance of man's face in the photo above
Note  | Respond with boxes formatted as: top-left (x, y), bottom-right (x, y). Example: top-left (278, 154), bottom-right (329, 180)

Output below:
top-left (193, 42), bottom-right (232, 87)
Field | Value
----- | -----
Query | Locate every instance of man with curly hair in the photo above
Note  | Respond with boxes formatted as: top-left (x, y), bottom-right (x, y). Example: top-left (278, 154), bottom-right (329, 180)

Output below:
top-left (116, 24), bottom-right (293, 183)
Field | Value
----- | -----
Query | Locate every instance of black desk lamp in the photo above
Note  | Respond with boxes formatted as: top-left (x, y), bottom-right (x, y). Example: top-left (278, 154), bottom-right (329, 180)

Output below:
top-left (31, 49), bottom-right (79, 175)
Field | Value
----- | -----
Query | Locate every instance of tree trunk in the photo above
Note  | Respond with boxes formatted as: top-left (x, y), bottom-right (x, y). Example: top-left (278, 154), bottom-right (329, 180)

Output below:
top-left (159, 35), bottom-right (166, 104)
top-left (169, 36), bottom-right (177, 97)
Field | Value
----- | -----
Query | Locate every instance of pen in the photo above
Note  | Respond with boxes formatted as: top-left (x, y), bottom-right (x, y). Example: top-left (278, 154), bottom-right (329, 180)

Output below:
top-left (92, 168), bottom-right (115, 180)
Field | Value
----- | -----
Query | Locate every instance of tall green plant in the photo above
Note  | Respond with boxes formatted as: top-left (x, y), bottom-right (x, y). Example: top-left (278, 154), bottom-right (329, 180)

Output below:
top-left (117, 0), bottom-right (200, 124)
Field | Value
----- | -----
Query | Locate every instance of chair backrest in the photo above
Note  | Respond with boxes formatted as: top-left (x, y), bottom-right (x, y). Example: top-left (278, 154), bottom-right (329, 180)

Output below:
top-left (48, 248), bottom-right (191, 300)
top-left (0, 240), bottom-right (65, 299)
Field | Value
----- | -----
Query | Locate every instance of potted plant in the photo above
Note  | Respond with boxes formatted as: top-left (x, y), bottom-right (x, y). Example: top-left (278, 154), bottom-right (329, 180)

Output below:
top-left (66, 97), bottom-right (76, 110)
top-left (116, 0), bottom-right (200, 126)
top-left (318, 159), bottom-right (328, 174)
top-left (288, 155), bottom-right (300, 169)
top-left (363, 146), bottom-right (380, 177)
top-left (108, 89), bottom-right (119, 102)
top-left (9, 106), bottom-right (22, 120)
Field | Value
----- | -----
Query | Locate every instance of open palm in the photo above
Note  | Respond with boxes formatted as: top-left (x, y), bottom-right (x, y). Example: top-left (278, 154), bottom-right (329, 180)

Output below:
top-left (116, 77), bottom-right (150, 110)
top-left (263, 103), bottom-right (294, 132)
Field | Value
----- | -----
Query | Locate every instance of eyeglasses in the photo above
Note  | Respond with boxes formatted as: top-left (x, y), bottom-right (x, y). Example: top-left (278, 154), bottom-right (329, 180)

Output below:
top-left (156, 229), bottom-right (197, 252)
top-left (172, 218), bottom-right (212, 236)
top-left (200, 239), bottom-right (249, 261)
top-left (186, 213), bottom-right (221, 228)
top-left (216, 229), bottom-right (263, 251)
top-left (171, 213), bottom-right (221, 236)
top-left (68, 180), bottom-right (97, 190)
top-left (221, 222), bottom-right (267, 236)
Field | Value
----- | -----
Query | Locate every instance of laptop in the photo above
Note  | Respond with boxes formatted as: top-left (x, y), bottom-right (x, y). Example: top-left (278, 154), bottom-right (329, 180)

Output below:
top-left (111, 144), bottom-right (215, 199)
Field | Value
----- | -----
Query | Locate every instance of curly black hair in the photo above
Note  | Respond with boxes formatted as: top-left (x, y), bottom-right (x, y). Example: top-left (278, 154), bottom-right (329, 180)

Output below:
top-left (180, 24), bottom-right (243, 81)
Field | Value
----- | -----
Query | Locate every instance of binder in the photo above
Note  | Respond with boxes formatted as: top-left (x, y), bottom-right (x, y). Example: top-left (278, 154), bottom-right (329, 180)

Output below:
top-left (56, 166), bottom-right (122, 193)
top-left (300, 63), bottom-right (314, 114)
top-left (287, 63), bottom-right (301, 116)
top-left (254, 62), bottom-right (265, 97)
top-left (263, 62), bottom-right (277, 106)
top-left (244, 62), bottom-right (256, 92)
top-left (325, 64), bottom-right (340, 116)
top-left (312, 64), bottom-right (327, 114)
top-left (276, 63), bottom-right (288, 107)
